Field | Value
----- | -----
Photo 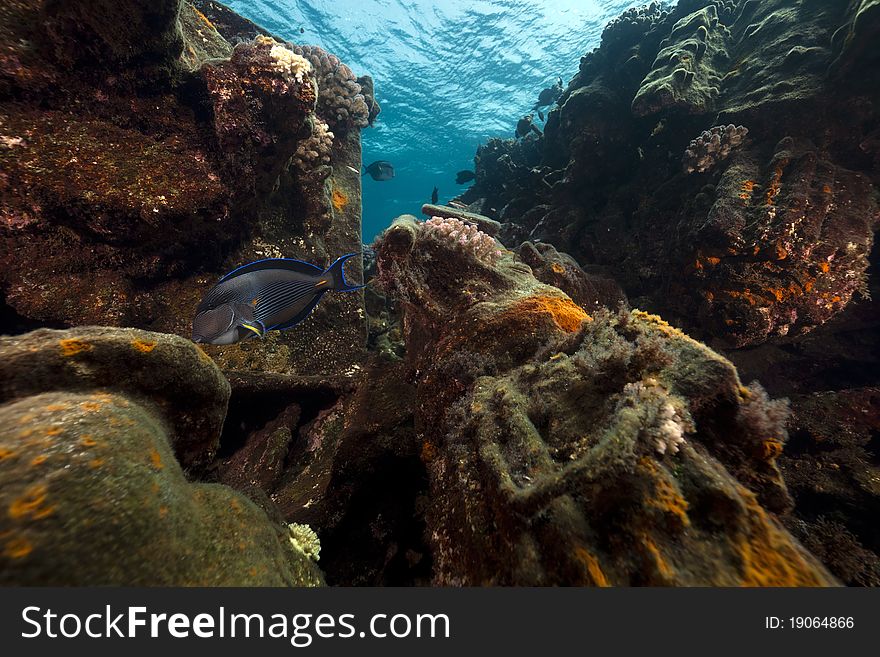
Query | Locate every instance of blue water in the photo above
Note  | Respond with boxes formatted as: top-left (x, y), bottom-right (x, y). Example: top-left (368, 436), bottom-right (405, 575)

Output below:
top-left (226, 0), bottom-right (642, 241)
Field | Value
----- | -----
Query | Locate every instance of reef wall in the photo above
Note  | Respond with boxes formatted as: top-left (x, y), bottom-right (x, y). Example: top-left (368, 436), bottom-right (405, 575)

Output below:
top-left (0, 0), bottom-right (374, 375)
top-left (456, 0), bottom-right (880, 585)
top-left (461, 0), bottom-right (880, 350)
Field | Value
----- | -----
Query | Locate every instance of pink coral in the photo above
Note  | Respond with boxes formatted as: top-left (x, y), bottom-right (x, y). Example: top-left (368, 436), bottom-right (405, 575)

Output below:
top-left (423, 216), bottom-right (503, 265)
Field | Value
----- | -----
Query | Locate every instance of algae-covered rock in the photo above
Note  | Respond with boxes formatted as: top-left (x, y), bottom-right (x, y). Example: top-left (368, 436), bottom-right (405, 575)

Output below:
top-left (41, 0), bottom-right (185, 75)
top-left (0, 390), bottom-right (322, 586)
top-left (460, 0), bottom-right (880, 351)
top-left (1, 0), bottom-right (368, 377)
top-left (374, 215), bottom-right (836, 586)
top-left (0, 326), bottom-right (228, 467)
top-left (632, 5), bottom-right (728, 116)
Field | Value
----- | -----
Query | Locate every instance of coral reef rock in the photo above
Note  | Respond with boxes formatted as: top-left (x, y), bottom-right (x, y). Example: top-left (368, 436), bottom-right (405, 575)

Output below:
top-left (1, 0), bottom-right (370, 376)
top-left (460, 0), bottom-right (880, 349)
top-left (374, 215), bottom-right (835, 586)
top-left (0, 326), bottom-right (228, 467)
top-left (0, 327), bottom-right (322, 586)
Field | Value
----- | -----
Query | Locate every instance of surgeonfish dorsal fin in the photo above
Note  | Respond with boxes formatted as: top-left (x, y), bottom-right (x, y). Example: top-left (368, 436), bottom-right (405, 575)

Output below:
top-left (217, 258), bottom-right (323, 283)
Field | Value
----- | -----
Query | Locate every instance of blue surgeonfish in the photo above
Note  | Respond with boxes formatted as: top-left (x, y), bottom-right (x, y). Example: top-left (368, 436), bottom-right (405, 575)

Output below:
top-left (192, 253), bottom-right (364, 345)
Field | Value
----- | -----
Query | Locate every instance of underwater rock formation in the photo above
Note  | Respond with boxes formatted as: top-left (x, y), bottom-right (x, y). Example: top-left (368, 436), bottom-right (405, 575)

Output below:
top-left (374, 215), bottom-right (835, 585)
top-left (0, 0), bottom-right (370, 375)
top-left (221, 357), bottom-right (428, 585)
top-left (455, 1), bottom-right (880, 580)
top-left (0, 327), bottom-right (322, 586)
top-left (0, 326), bottom-right (228, 467)
top-left (517, 241), bottom-right (628, 313)
top-left (778, 387), bottom-right (880, 587)
top-left (460, 0), bottom-right (880, 349)
top-left (631, 4), bottom-right (728, 117)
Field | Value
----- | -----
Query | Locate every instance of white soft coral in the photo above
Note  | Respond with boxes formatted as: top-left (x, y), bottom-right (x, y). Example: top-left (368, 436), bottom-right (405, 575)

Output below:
top-left (620, 380), bottom-right (689, 455)
top-left (257, 36), bottom-right (312, 84)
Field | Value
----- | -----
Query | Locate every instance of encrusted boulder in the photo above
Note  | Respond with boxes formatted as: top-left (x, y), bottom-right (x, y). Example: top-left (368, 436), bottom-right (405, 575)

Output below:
top-left (0, 327), bottom-right (322, 586)
top-left (679, 137), bottom-right (877, 346)
top-left (0, 327), bottom-right (228, 467)
top-left (373, 215), bottom-right (836, 586)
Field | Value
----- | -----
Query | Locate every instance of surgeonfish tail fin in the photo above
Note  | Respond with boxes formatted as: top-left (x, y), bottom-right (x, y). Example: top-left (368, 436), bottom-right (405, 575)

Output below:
top-left (324, 252), bottom-right (366, 292)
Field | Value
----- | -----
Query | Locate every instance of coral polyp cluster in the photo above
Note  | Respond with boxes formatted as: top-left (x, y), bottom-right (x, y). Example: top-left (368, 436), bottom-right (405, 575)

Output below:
top-left (291, 119), bottom-right (334, 172)
top-left (683, 124), bottom-right (749, 174)
top-left (423, 216), bottom-right (503, 265)
top-left (620, 380), bottom-right (690, 455)
top-left (288, 44), bottom-right (371, 131)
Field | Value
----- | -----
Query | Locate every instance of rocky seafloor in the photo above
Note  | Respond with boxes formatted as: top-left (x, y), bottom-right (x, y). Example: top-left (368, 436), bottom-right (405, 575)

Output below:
top-left (0, 0), bottom-right (877, 586)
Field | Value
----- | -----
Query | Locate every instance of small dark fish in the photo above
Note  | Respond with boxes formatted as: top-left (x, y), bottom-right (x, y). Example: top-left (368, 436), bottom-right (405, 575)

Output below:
top-left (532, 76), bottom-right (564, 110)
top-left (516, 115), bottom-right (533, 138)
top-left (192, 254), bottom-right (363, 345)
top-left (300, 27), bottom-right (305, 33)
top-left (431, 186), bottom-right (438, 204)
top-left (363, 160), bottom-right (395, 181)
top-left (455, 170), bottom-right (475, 184)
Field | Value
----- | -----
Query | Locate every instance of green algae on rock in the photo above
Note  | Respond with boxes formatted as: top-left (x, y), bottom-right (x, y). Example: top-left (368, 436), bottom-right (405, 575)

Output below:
top-left (372, 214), bottom-right (836, 586)
top-left (0, 390), bottom-right (322, 586)
top-left (0, 326), bottom-right (229, 467)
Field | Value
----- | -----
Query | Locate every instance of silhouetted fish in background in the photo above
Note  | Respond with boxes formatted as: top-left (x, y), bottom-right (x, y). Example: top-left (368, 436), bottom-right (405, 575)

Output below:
top-left (363, 160), bottom-right (395, 181)
top-left (431, 186), bottom-right (438, 204)
top-left (455, 170), bottom-right (475, 184)
top-left (192, 254), bottom-right (364, 345)
top-left (533, 76), bottom-right (563, 110)
top-left (516, 114), bottom-right (543, 139)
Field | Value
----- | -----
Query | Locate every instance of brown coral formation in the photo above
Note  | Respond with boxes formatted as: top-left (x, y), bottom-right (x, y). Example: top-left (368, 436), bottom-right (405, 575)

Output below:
top-left (460, 0), bottom-right (880, 350)
top-left (0, 327), bottom-right (322, 586)
top-left (373, 215), bottom-right (834, 586)
top-left (0, 0), bottom-right (369, 375)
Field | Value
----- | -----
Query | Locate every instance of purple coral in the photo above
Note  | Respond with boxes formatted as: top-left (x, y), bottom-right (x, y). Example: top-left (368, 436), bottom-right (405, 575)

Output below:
top-left (423, 216), bottom-right (503, 265)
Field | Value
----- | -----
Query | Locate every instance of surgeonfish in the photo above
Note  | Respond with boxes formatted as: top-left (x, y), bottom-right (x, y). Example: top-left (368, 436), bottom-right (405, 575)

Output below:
top-left (363, 160), bottom-right (395, 181)
top-left (532, 76), bottom-right (564, 110)
top-left (192, 253), bottom-right (364, 345)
